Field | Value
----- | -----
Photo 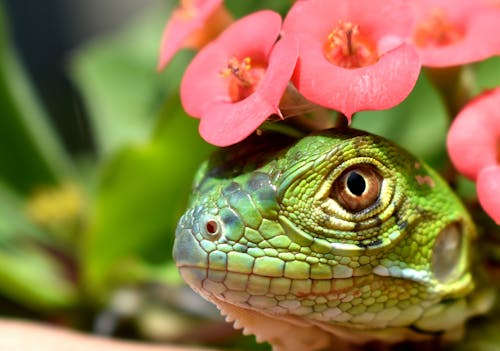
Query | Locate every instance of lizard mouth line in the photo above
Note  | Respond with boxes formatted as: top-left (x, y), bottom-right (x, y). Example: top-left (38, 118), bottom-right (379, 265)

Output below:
top-left (177, 265), bottom-right (434, 300)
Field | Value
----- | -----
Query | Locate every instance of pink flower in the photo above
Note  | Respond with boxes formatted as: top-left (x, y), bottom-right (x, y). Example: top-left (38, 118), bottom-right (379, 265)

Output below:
top-left (447, 88), bottom-right (500, 224)
top-left (410, 0), bottom-right (500, 67)
top-left (180, 10), bottom-right (298, 146)
top-left (282, 0), bottom-right (421, 121)
top-left (486, 0), bottom-right (500, 8)
top-left (157, 0), bottom-right (232, 71)
top-left (477, 166), bottom-right (500, 225)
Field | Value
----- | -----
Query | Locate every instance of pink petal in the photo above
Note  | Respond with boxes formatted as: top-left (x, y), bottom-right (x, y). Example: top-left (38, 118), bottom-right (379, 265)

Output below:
top-left (447, 88), bottom-right (500, 180)
top-left (180, 10), bottom-right (282, 118)
top-left (283, 0), bottom-right (414, 43)
top-left (477, 165), bottom-right (500, 224)
top-left (410, 0), bottom-right (500, 66)
top-left (291, 40), bottom-right (420, 120)
top-left (214, 11), bottom-right (281, 62)
top-left (180, 43), bottom-right (230, 118)
top-left (256, 36), bottom-right (299, 111)
top-left (157, 0), bottom-right (223, 71)
top-left (411, 0), bottom-right (479, 20)
top-left (198, 94), bottom-right (278, 147)
top-left (199, 36), bottom-right (299, 146)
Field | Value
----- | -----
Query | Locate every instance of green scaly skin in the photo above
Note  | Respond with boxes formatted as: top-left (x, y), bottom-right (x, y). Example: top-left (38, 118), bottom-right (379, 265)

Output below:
top-left (173, 129), bottom-right (493, 351)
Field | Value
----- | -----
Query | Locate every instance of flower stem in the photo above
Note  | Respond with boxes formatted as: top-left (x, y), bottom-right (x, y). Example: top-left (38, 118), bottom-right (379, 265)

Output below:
top-left (425, 65), bottom-right (477, 119)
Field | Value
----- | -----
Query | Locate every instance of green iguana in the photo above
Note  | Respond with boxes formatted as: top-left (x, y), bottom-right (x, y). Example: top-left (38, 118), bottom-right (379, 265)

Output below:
top-left (173, 128), bottom-right (494, 351)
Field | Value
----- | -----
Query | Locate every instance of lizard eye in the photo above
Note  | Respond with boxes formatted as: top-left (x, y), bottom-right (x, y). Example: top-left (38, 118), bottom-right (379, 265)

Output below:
top-left (331, 165), bottom-right (382, 212)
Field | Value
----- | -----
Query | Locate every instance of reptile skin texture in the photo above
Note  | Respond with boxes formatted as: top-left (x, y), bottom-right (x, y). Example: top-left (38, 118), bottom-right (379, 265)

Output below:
top-left (174, 128), bottom-right (493, 351)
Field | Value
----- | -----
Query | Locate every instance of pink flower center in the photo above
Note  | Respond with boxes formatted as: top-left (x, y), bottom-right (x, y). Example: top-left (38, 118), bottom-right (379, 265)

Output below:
top-left (220, 57), bottom-right (266, 102)
top-left (323, 21), bottom-right (378, 69)
top-left (413, 9), bottom-right (464, 48)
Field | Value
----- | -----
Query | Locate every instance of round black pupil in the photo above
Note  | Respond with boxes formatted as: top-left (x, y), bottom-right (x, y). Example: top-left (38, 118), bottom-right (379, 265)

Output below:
top-left (346, 171), bottom-right (366, 196)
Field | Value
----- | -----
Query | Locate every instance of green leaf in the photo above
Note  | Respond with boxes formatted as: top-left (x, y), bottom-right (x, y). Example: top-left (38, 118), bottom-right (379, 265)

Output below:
top-left (82, 97), bottom-right (212, 300)
top-left (0, 5), bottom-right (73, 194)
top-left (70, 1), bottom-right (217, 301)
top-left (226, 0), bottom-right (292, 16)
top-left (0, 182), bottom-right (49, 244)
top-left (0, 182), bottom-right (78, 311)
top-left (475, 56), bottom-right (500, 91)
top-left (0, 248), bottom-right (78, 311)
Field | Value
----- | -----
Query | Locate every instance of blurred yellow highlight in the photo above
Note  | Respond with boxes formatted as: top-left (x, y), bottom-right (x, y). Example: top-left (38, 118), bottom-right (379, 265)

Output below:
top-left (26, 182), bottom-right (86, 240)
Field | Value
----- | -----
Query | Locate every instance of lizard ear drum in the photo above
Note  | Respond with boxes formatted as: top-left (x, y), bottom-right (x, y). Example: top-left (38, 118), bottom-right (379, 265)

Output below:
top-left (432, 222), bottom-right (463, 283)
top-left (331, 164), bottom-right (382, 212)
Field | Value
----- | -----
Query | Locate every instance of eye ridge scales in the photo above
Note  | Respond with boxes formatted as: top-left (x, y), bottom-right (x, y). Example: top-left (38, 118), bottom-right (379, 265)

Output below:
top-left (173, 128), bottom-right (493, 351)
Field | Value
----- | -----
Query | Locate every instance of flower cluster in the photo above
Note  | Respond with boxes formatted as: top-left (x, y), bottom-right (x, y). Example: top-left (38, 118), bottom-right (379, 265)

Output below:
top-left (159, 0), bottom-right (500, 223)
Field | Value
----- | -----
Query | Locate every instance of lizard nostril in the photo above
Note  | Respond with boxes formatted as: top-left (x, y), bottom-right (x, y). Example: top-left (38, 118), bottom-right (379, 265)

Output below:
top-left (206, 220), bottom-right (219, 235)
top-left (200, 215), bottom-right (223, 240)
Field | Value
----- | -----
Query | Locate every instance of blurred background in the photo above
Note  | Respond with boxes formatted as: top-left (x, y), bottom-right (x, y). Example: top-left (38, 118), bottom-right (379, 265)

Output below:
top-left (3, 0), bottom-right (159, 154)
top-left (0, 1), bottom-right (499, 350)
top-left (0, 0), bottom-right (234, 346)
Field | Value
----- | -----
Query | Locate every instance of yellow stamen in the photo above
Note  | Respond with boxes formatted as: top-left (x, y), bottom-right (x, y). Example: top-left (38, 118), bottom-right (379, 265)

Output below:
top-left (220, 57), bottom-right (252, 84)
top-left (324, 20), bottom-right (378, 69)
top-left (219, 56), bottom-right (266, 102)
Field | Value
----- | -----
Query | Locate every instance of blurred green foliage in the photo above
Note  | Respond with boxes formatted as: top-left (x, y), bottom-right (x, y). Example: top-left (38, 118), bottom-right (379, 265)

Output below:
top-left (0, 4), bottom-right (77, 313)
top-left (71, 5), bottom-right (213, 301)
top-left (0, 0), bottom-right (499, 350)
top-left (0, 7), bottom-right (72, 194)
top-left (0, 1), bottom-right (214, 317)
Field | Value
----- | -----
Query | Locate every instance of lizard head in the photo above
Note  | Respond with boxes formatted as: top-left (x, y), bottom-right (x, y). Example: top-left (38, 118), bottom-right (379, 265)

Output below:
top-left (174, 128), bottom-right (489, 342)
